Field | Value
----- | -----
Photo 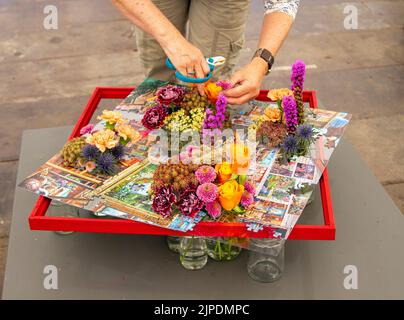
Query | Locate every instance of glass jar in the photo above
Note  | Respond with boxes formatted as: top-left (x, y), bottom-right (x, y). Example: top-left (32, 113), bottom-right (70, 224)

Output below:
top-left (247, 238), bottom-right (285, 283)
top-left (48, 201), bottom-right (79, 235)
top-left (206, 237), bottom-right (242, 261)
top-left (179, 237), bottom-right (207, 270)
top-left (166, 236), bottom-right (181, 253)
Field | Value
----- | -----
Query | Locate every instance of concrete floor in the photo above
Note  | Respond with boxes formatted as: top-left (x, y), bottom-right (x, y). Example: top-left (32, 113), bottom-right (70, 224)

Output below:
top-left (0, 0), bottom-right (403, 296)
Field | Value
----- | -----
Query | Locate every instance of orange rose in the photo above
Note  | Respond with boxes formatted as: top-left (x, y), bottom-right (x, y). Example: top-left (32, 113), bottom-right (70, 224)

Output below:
top-left (218, 180), bottom-right (244, 211)
top-left (204, 82), bottom-right (222, 103)
top-left (215, 162), bottom-right (233, 183)
top-left (264, 107), bottom-right (281, 122)
top-left (267, 88), bottom-right (293, 101)
top-left (230, 144), bottom-right (250, 175)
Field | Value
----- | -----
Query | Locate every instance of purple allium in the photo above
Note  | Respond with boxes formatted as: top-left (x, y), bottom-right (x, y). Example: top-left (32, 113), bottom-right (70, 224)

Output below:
top-left (196, 183), bottom-right (218, 203)
top-left (110, 144), bottom-right (125, 159)
top-left (141, 104), bottom-right (168, 130)
top-left (80, 124), bottom-right (94, 135)
top-left (241, 191), bottom-right (254, 207)
top-left (81, 144), bottom-right (100, 160)
top-left (244, 181), bottom-right (256, 195)
top-left (177, 187), bottom-right (204, 217)
top-left (156, 85), bottom-right (185, 106)
top-left (282, 95), bottom-right (298, 133)
top-left (282, 135), bottom-right (299, 154)
top-left (195, 165), bottom-right (217, 184)
top-left (205, 200), bottom-right (222, 219)
top-left (291, 60), bottom-right (306, 91)
top-left (96, 153), bottom-right (116, 175)
top-left (296, 124), bottom-right (313, 140)
top-left (152, 186), bottom-right (177, 218)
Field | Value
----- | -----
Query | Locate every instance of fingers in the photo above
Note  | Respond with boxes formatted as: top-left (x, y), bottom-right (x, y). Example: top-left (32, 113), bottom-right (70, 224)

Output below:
top-left (194, 64), bottom-right (206, 96)
top-left (225, 82), bottom-right (260, 105)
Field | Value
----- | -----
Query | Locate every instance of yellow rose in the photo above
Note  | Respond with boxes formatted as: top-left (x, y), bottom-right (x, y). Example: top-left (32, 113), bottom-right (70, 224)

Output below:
top-left (86, 129), bottom-right (119, 152)
top-left (218, 180), bottom-right (244, 211)
top-left (116, 124), bottom-right (140, 142)
top-left (267, 88), bottom-right (293, 101)
top-left (97, 110), bottom-right (122, 125)
top-left (215, 162), bottom-right (233, 183)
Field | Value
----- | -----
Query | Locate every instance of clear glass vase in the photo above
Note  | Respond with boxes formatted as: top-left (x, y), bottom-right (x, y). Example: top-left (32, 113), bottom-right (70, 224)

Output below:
top-left (247, 238), bottom-right (285, 283)
top-left (166, 236), bottom-right (181, 253)
top-left (179, 237), bottom-right (207, 270)
top-left (206, 237), bottom-right (242, 261)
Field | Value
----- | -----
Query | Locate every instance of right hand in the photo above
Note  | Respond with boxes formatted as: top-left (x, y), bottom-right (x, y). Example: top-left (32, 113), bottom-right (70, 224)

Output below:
top-left (162, 37), bottom-right (211, 95)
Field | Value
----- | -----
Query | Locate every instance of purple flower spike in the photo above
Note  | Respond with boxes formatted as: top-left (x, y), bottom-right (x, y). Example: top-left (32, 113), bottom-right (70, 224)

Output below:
top-left (291, 60), bottom-right (306, 90)
top-left (282, 95), bottom-right (298, 133)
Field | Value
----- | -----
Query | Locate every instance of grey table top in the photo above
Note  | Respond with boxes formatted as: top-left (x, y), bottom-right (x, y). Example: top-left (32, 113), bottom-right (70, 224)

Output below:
top-left (2, 126), bottom-right (404, 299)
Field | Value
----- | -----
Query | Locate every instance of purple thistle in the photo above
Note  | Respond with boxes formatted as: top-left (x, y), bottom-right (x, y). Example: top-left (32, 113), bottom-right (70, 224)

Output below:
top-left (282, 135), bottom-right (299, 154)
top-left (282, 95), bottom-right (298, 133)
top-left (296, 124), bottom-right (313, 140)
top-left (110, 144), bottom-right (125, 160)
top-left (291, 60), bottom-right (306, 90)
top-left (81, 144), bottom-right (100, 160)
top-left (96, 153), bottom-right (116, 175)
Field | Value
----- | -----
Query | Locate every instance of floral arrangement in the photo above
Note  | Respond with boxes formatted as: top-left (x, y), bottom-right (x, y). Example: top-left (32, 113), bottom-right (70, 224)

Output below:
top-left (150, 144), bottom-right (255, 220)
top-left (60, 110), bottom-right (140, 175)
top-left (257, 60), bottom-right (315, 162)
top-left (140, 81), bottom-right (232, 136)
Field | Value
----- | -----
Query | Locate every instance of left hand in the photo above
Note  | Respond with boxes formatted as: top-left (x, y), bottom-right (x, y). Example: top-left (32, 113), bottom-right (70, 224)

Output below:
top-left (224, 57), bottom-right (268, 105)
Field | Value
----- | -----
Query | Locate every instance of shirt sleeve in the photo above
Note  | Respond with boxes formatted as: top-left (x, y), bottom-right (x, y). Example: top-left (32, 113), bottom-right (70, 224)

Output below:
top-left (264, 0), bottom-right (300, 19)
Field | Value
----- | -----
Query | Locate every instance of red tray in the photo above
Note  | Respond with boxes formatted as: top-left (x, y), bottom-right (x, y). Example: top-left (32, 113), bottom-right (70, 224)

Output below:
top-left (28, 87), bottom-right (335, 240)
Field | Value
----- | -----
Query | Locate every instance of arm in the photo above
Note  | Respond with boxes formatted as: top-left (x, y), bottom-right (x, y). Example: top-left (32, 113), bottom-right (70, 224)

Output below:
top-left (111, 0), bottom-right (210, 91)
top-left (225, 1), bottom-right (299, 105)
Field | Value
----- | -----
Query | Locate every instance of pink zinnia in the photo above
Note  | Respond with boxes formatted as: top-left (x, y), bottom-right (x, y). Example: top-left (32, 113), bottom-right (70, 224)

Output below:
top-left (244, 181), bottom-right (256, 195)
top-left (80, 124), bottom-right (94, 135)
top-left (196, 183), bottom-right (218, 203)
top-left (241, 191), bottom-right (254, 207)
top-left (195, 165), bottom-right (217, 184)
top-left (205, 200), bottom-right (222, 219)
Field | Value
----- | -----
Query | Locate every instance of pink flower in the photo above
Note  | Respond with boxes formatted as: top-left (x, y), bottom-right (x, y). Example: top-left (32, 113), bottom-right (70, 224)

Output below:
top-left (156, 85), bottom-right (185, 106)
top-left (85, 161), bottom-right (96, 173)
top-left (244, 181), bottom-right (256, 195)
top-left (205, 200), bottom-right (222, 219)
top-left (195, 165), bottom-right (217, 184)
top-left (196, 183), bottom-right (218, 203)
top-left (80, 124), bottom-right (94, 135)
top-left (241, 191), bottom-right (254, 207)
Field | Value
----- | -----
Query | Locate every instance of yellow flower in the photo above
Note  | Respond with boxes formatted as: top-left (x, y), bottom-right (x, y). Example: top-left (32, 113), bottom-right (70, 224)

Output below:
top-left (97, 110), bottom-right (122, 125)
top-left (267, 88), bottom-right (293, 101)
top-left (86, 129), bottom-right (119, 152)
top-left (116, 124), bottom-right (140, 142)
top-left (215, 162), bottom-right (233, 183)
top-left (204, 82), bottom-right (222, 103)
top-left (218, 180), bottom-right (244, 211)
top-left (264, 107), bottom-right (281, 122)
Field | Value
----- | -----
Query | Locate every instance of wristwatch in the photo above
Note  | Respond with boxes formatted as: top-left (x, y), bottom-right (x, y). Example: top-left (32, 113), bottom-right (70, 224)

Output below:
top-left (253, 48), bottom-right (275, 75)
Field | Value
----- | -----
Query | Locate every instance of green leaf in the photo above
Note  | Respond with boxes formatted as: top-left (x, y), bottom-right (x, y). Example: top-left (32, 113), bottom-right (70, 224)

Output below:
top-left (238, 174), bottom-right (247, 185)
top-left (231, 205), bottom-right (245, 214)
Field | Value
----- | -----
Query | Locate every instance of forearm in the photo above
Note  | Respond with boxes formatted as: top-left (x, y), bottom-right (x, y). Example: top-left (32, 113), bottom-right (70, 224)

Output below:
top-left (257, 12), bottom-right (294, 57)
top-left (111, 0), bottom-right (183, 50)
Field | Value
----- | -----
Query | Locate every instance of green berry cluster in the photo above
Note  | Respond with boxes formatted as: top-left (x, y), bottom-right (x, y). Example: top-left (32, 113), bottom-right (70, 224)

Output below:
top-left (152, 163), bottom-right (199, 192)
top-left (61, 137), bottom-right (86, 166)
top-left (180, 90), bottom-right (209, 114)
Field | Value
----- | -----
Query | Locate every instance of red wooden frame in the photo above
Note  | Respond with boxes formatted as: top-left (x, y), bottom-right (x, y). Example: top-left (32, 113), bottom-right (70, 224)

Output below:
top-left (28, 87), bottom-right (335, 240)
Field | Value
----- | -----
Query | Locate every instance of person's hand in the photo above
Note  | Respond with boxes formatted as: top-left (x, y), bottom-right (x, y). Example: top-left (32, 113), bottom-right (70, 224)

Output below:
top-left (224, 58), bottom-right (268, 105)
top-left (162, 36), bottom-right (211, 95)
